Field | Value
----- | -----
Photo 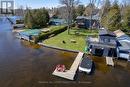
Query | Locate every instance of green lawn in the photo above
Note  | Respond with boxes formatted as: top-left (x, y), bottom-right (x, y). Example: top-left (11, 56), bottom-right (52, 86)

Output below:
top-left (69, 27), bottom-right (99, 36)
top-left (44, 29), bottom-right (98, 52)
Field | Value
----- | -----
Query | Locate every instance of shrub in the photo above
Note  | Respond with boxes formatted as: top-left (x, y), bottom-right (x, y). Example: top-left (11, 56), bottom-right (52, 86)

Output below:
top-left (38, 26), bottom-right (67, 41)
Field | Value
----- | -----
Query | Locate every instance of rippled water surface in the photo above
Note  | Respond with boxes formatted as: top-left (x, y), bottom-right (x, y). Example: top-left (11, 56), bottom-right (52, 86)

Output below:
top-left (0, 18), bottom-right (130, 87)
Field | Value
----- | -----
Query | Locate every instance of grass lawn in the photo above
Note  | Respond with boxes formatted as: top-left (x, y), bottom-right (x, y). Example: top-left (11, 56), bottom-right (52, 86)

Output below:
top-left (43, 28), bottom-right (98, 52)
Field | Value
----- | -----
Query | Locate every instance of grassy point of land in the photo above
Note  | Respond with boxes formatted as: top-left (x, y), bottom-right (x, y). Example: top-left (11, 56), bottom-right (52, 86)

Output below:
top-left (43, 28), bottom-right (98, 52)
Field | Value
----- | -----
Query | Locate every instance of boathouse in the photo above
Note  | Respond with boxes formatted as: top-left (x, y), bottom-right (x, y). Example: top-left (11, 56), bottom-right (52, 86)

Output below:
top-left (114, 30), bottom-right (130, 60)
top-left (87, 29), bottom-right (117, 57)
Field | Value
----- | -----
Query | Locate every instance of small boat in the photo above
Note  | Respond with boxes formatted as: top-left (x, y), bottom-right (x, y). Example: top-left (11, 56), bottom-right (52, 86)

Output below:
top-left (55, 64), bottom-right (66, 72)
top-left (79, 57), bottom-right (93, 74)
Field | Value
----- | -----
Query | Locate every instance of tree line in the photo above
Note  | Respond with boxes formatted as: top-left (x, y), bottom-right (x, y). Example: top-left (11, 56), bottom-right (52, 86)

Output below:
top-left (23, 0), bottom-right (130, 32)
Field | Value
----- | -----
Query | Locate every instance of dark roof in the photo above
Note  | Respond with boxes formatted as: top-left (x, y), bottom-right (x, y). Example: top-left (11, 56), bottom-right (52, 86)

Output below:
top-left (117, 35), bottom-right (130, 41)
top-left (89, 41), bottom-right (116, 48)
top-left (76, 14), bottom-right (100, 20)
top-left (99, 29), bottom-right (116, 36)
top-left (117, 33), bottom-right (130, 50)
top-left (80, 57), bottom-right (93, 69)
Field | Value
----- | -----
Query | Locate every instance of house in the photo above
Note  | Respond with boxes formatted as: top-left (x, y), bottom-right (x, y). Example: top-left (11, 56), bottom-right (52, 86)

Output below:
top-left (49, 19), bottom-right (66, 26)
top-left (76, 14), bottom-right (100, 29)
top-left (114, 30), bottom-right (130, 60)
top-left (87, 29), bottom-right (117, 57)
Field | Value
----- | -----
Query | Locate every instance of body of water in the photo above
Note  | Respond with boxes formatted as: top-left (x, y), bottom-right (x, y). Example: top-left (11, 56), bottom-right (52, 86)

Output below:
top-left (0, 17), bottom-right (130, 87)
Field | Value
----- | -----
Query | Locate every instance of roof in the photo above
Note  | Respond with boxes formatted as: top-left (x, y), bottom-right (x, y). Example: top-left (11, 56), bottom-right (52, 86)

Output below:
top-left (50, 19), bottom-right (66, 23)
top-left (19, 29), bottom-right (41, 36)
top-left (76, 14), bottom-right (100, 20)
top-left (99, 29), bottom-right (116, 36)
top-left (118, 41), bottom-right (130, 49)
top-left (89, 42), bottom-right (116, 48)
top-left (114, 30), bottom-right (125, 37)
top-left (118, 46), bottom-right (130, 53)
top-left (117, 35), bottom-right (130, 42)
top-left (115, 30), bottom-right (130, 51)
top-left (87, 37), bottom-right (116, 48)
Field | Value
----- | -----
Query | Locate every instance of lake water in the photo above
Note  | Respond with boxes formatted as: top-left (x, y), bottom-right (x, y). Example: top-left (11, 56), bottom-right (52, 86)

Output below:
top-left (0, 17), bottom-right (130, 87)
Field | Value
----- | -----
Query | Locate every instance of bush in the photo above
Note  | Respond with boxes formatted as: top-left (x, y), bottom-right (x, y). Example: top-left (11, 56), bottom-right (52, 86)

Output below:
top-left (38, 26), bottom-right (67, 41)
top-left (24, 8), bottom-right (49, 29)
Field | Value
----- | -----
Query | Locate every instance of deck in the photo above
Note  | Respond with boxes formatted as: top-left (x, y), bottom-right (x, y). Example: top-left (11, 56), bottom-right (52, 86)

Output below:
top-left (106, 57), bottom-right (114, 66)
top-left (52, 52), bottom-right (84, 80)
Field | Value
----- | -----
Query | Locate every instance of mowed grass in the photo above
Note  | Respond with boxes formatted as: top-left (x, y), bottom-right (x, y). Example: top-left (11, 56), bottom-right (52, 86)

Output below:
top-left (44, 30), bottom-right (86, 52)
top-left (44, 28), bottom-right (98, 52)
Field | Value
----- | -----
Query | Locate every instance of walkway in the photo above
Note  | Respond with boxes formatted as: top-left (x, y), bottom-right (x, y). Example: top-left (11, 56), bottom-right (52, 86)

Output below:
top-left (52, 52), bottom-right (84, 80)
top-left (106, 57), bottom-right (114, 66)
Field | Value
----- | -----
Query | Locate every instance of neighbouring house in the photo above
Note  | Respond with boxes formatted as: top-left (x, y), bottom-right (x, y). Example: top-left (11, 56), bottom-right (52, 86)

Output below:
top-left (49, 19), bottom-right (66, 26)
top-left (13, 19), bottom-right (25, 29)
top-left (76, 14), bottom-right (100, 29)
top-left (87, 29), bottom-right (117, 57)
top-left (114, 30), bottom-right (130, 60)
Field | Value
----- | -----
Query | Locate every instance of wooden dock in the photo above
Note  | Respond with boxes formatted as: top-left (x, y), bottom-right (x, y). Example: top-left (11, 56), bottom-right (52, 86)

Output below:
top-left (106, 57), bottom-right (114, 66)
top-left (52, 52), bottom-right (84, 80)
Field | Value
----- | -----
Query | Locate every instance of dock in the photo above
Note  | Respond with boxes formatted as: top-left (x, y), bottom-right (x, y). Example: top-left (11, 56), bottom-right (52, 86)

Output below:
top-left (52, 52), bottom-right (84, 80)
top-left (106, 57), bottom-right (114, 66)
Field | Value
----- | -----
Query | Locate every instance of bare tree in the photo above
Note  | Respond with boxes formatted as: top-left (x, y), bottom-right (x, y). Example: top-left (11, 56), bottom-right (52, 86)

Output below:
top-left (59, 0), bottom-right (79, 34)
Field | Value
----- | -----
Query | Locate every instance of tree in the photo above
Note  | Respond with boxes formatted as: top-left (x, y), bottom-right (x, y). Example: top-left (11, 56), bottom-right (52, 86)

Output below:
top-left (84, 3), bottom-right (95, 16)
top-left (24, 8), bottom-right (49, 29)
top-left (84, 0), bottom-right (97, 30)
top-left (100, 0), bottom-right (111, 28)
top-left (59, 0), bottom-right (79, 34)
top-left (123, 5), bottom-right (130, 30)
top-left (75, 5), bottom-right (85, 16)
top-left (24, 8), bottom-right (34, 28)
top-left (107, 0), bottom-right (122, 31)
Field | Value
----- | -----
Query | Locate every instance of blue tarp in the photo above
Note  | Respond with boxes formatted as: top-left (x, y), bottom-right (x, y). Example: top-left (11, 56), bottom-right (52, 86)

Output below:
top-left (19, 29), bottom-right (41, 36)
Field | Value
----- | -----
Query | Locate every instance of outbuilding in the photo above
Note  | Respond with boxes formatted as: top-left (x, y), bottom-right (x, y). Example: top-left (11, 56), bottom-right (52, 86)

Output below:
top-left (87, 29), bottom-right (117, 57)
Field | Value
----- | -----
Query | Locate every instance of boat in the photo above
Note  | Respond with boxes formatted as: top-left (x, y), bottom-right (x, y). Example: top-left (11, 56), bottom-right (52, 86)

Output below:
top-left (78, 57), bottom-right (93, 74)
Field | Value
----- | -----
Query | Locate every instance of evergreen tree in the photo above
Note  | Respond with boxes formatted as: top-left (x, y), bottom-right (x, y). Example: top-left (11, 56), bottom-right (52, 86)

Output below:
top-left (108, 1), bottom-right (122, 31)
top-left (24, 8), bottom-right (49, 29)
top-left (76, 5), bottom-right (85, 16)
top-left (101, 0), bottom-right (111, 28)
top-left (123, 5), bottom-right (130, 30)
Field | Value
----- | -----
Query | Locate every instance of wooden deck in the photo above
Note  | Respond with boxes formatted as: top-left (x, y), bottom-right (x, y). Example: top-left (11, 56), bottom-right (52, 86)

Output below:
top-left (106, 57), bottom-right (114, 66)
top-left (52, 52), bottom-right (84, 80)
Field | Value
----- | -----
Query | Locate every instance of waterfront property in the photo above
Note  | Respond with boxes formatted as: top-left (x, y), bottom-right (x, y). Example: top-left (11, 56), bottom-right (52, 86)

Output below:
top-left (76, 14), bottom-right (100, 29)
top-left (87, 29), bottom-right (117, 57)
top-left (49, 19), bottom-right (66, 26)
top-left (114, 30), bottom-right (130, 60)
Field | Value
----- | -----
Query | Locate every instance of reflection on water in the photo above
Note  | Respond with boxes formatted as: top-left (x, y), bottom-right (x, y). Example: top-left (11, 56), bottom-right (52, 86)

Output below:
top-left (21, 40), bottom-right (41, 49)
top-left (0, 17), bottom-right (130, 87)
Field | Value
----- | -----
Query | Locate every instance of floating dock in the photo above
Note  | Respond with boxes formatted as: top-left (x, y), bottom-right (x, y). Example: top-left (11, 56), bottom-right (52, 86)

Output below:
top-left (52, 52), bottom-right (84, 80)
top-left (106, 57), bottom-right (114, 66)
